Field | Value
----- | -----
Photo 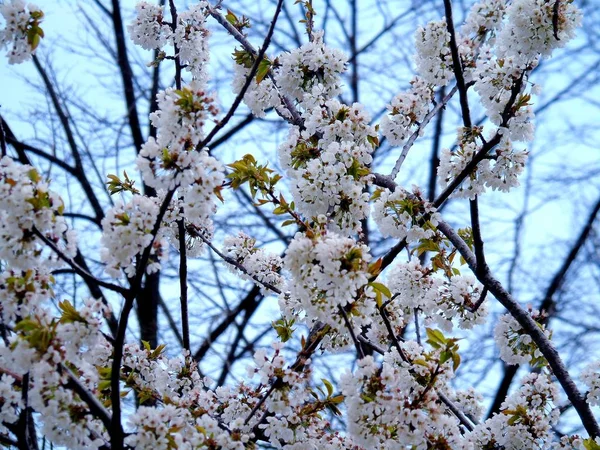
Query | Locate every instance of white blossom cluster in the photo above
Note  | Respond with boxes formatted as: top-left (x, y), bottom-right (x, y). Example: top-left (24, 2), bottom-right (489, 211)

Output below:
top-left (473, 48), bottom-right (532, 128)
top-left (24, 297), bottom-right (112, 448)
top-left (372, 187), bottom-right (440, 243)
top-left (117, 346), bottom-right (251, 448)
top-left (0, 268), bottom-right (54, 325)
top-left (461, 0), bottom-right (507, 37)
top-left (279, 101), bottom-right (376, 235)
top-left (120, 341), bottom-right (360, 449)
top-left (223, 232), bottom-right (284, 294)
top-left (135, 79), bottom-right (224, 259)
top-left (149, 81), bottom-right (215, 148)
top-left (494, 310), bottom-right (550, 366)
top-left (128, 1), bottom-right (171, 50)
top-left (467, 373), bottom-right (559, 449)
top-left (27, 360), bottom-right (107, 449)
top-left (137, 81), bottom-right (220, 190)
top-left (130, 1), bottom-right (224, 262)
top-left (553, 436), bottom-right (600, 450)
top-left (496, 0), bottom-right (581, 62)
top-left (232, 63), bottom-right (281, 118)
top-left (128, 1), bottom-right (210, 80)
top-left (161, 195), bottom-right (216, 258)
top-left (126, 403), bottom-right (249, 450)
top-left (276, 30), bottom-right (347, 108)
top-left (473, 0), bottom-right (580, 129)
top-left (341, 348), bottom-right (463, 449)
top-left (100, 195), bottom-right (168, 278)
top-left (581, 361), bottom-right (600, 407)
top-left (120, 344), bottom-right (204, 404)
top-left (0, 156), bottom-right (76, 270)
top-left (0, 0), bottom-right (42, 64)
top-left (438, 134), bottom-right (528, 199)
top-left (137, 149), bottom-right (223, 256)
top-left (437, 0), bottom-right (580, 201)
top-left (0, 373), bottom-right (22, 434)
top-left (173, 3), bottom-right (211, 81)
top-left (0, 287), bottom-right (110, 449)
top-left (385, 258), bottom-right (488, 333)
top-left (303, 99), bottom-right (374, 146)
top-left (273, 31), bottom-right (377, 235)
top-left (1, 2), bottom-right (594, 449)
top-left (380, 77), bottom-right (434, 147)
top-left (451, 387), bottom-right (485, 423)
top-left (248, 342), bottom-right (361, 449)
top-left (249, 341), bottom-right (309, 410)
top-left (438, 141), bottom-right (487, 199)
top-left (414, 19), bottom-right (454, 87)
top-left (281, 230), bottom-right (372, 334)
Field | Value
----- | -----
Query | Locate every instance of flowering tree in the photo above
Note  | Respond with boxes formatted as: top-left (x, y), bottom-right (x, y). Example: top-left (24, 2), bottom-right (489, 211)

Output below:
top-left (1, 0), bottom-right (600, 449)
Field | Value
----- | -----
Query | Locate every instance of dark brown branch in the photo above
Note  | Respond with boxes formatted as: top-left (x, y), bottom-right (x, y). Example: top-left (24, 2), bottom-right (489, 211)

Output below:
top-left (31, 57), bottom-right (105, 222)
top-left (178, 218), bottom-right (190, 352)
top-left (339, 305), bottom-right (364, 359)
top-left (110, 0), bottom-right (146, 153)
top-left (110, 188), bottom-right (175, 450)
top-left (442, 0), bottom-right (472, 129)
top-left (488, 193), bottom-right (600, 417)
top-left (61, 364), bottom-right (112, 431)
top-left (199, 0), bottom-right (285, 150)
top-left (428, 86), bottom-right (446, 202)
top-left (437, 220), bottom-right (600, 438)
top-left (193, 286), bottom-right (262, 362)
top-left (207, 5), bottom-right (302, 126)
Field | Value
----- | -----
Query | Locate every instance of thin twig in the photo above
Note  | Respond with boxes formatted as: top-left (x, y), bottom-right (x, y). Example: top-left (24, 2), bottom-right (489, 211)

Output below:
top-left (338, 306), bottom-right (364, 359)
top-left (200, 0), bottom-right (284, 150)
top-left (207, 4), bottom-right (302, 126)
top-left (32, 228), bottom-right (128, 296)
top-left (198, 233), bottom-right (283, 295)
top-left (390, 85), bottom-right (459, 178)
top-left (413, 308), bottom-right (421, 345)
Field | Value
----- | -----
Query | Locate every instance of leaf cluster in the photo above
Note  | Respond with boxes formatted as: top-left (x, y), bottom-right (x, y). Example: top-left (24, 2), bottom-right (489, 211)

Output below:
top-left (106, 171), bottom-right (140, 196)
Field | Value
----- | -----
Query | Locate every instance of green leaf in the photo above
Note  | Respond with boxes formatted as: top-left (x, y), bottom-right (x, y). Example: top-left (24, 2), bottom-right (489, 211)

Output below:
top-left (255, 58), bottom-right (272, 84)
top-left (322, 378), bottom-right (334, 397)
top-left (30, 32), bottom-right (41, 50)
top-left (584, 438), bottom-right (600, 450)
top-left (369, 282), bottom-right (392, 299)
top-left (58, 300), bottom-right (86, 323)
top-left (452, 351), bottom-right (461, 372)
top-left (330, 394), bottom-right (344, 404)
top-left (27, 168), bottom-right (41, 182)
top-left (507, 414), bottom-right (520, 426)
top-left (225, 9), bottom-right (238, 26)
top-left (232, 49), bottom-right (254, 68)
top-left (439, 350), bottom-right (451, 365)
top-left (425, 328), bottom-right (447, 346)
top-left (272, 317), bottom-right (296, 342)
top-left (366, 134), bottom-right (379, 148)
